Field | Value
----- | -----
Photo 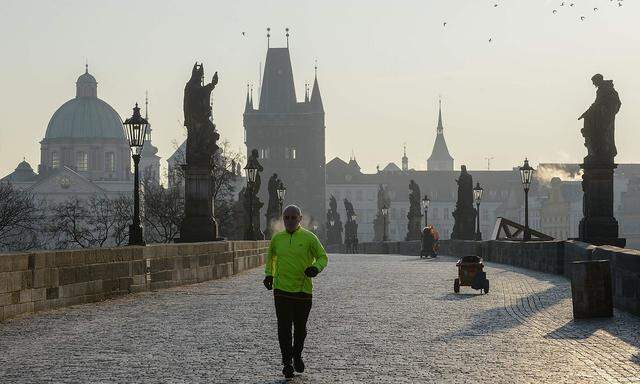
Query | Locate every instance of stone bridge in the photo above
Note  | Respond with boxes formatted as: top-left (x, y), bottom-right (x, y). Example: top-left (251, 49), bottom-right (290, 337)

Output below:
top-left (1, 240), bottom-right (640, 383)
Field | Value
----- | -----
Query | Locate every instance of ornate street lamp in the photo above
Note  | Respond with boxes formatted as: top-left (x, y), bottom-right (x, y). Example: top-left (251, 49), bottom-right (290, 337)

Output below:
top-left (519, 158), bottom-right (534, 241)
top-left (421, 195), bottom-right (431, 228)
top-left (123, 103), bottom-right (148, 246)
top-left (381, 204), bottom-right (389, 242)
top-left (473, 182), bottom-right (484, 241)
top-left (244, 161), bottom-right (259, 240)
top-left (276, 181), bottom-right (286, 213)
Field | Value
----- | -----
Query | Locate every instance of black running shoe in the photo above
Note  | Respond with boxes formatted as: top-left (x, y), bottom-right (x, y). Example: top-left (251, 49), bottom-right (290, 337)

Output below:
top-left (282, 363), bottom-right (295, 378)
top-left (293, 356), bottom-right (305, 373)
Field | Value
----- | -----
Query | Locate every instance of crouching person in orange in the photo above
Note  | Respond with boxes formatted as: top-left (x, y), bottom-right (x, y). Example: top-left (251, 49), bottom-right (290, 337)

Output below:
top-left (263, 204), bottom-right (328, 379)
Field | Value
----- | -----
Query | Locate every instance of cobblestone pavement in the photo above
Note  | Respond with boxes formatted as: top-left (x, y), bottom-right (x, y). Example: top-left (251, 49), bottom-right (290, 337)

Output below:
top-left (1, 254), bottom-right (640, 383)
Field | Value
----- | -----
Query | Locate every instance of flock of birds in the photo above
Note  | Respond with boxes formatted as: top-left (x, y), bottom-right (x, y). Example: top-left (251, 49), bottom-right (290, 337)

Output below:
top-left (442, 0), bottom-right (626, 43)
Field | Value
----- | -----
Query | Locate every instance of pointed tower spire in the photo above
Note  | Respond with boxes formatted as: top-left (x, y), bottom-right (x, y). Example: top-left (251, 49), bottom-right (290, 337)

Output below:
top-left (437, 97), bottom-right (444, 133)
top-left (285, 27), bottom-right (290, 48)
top-left (427, 97), bottom-right (454, 171)
top-left (267, 27), bottom-right (271, 49)
top-left (304, 82), bottom-right (309, 103)
top-left (145, 90), bottom-right (149, 120)
top-left (244, 83), bottom-right (252, 112)
top-left (249, 84), bottom-right (254, 109)
top-left (310, 60), bottom-right (324, 112)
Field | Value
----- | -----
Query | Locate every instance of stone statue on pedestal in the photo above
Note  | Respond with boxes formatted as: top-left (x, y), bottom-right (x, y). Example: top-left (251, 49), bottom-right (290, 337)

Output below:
top-left (264, 173), bottom-right (282, 239)
top-left (244, 149), bottom-right (264, 240)
top-left (179, 63), bottom-right (222, 242)
top-left (405, 179), bottom-right (422, 241)
top-left (344, 198), bottom-right (358, 252)
top-left (451, 165), bottom-right (476, 240)
top-left (326, 195), bottom-right (343, 245)
top-left (373, 184), bottom-right (391, 241)
top-left (578, 74), bottom-right (625, 247)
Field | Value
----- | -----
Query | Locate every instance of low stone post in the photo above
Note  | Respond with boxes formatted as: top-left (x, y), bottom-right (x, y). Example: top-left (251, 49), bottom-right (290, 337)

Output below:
top-left (571, 260), bottom-right (613, 319)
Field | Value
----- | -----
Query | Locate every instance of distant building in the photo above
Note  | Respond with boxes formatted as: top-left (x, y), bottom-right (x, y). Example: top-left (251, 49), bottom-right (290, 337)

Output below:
top-left (243, 45), bottom-right (326, 233)
top-left (327, 149), bottom-right (640, 244)
top-left (1, 67), bottom-right (160, 202)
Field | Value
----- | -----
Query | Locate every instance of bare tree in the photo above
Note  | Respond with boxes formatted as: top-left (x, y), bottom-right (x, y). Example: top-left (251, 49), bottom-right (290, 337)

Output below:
top-left (46, 195), bottom-right (127, 249)
top-left (112, 195), bottom-right (133, 246)
top-left (0, 183), bottom-right (42, 251)
top-left (142, 178), bottom-right (184, 243)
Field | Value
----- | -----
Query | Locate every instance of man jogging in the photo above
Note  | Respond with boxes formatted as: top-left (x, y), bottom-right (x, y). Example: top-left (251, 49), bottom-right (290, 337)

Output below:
top-left (263, 205), bottom-right (328, 379)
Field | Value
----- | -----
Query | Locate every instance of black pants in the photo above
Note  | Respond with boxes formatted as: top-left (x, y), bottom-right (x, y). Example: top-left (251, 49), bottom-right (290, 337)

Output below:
top-left (274, 291), bottom-right (313, 364)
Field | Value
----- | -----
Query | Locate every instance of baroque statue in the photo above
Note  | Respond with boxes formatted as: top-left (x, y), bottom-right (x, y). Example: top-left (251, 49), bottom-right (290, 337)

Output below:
top-left (578, 74), bottom-right (621, 165)
top-left (451, 165), bottom-right (476, 240)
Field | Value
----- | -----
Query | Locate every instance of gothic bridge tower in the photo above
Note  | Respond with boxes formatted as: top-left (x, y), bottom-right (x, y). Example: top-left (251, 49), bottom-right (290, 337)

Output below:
top-left (243, 36), bottom-right (326, 236)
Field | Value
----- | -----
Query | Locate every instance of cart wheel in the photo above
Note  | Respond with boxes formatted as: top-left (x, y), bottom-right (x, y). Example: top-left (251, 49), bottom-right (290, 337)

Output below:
top-left (454, 278), bottom-right (460, 293)
top-left (483, 279), bottom-right (490, 294)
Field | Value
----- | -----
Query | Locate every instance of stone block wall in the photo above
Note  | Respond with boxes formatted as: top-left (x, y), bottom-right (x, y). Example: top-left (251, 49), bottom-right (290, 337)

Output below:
top-left (0, 241), bottom-right (269, 322)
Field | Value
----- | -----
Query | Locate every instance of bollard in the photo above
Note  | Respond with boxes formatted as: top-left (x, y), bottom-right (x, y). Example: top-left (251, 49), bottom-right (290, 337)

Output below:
top-left (571, 260), bottom-right (613, 319)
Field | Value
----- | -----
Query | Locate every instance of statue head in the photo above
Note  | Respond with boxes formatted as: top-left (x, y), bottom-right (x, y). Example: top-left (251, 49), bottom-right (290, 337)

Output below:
top-left (282, 205), bottom-right (302, 233)
top-left (461, 165), bottom-right (467, 173)
top-left (191, 62), bottom-right (204, 83)
top-left (251, 149), bottom-right (259, 159)
top-left (591, 73), bottom-right (604, 87)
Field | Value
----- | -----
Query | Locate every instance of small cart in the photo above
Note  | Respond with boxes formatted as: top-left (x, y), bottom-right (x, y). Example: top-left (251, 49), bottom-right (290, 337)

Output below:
top-left (454, 255), bottom-right (489, 294)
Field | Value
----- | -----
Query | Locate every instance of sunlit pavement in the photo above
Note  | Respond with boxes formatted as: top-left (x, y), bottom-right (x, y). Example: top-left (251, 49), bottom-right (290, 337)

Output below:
top-left (1, 254), bottom-right (639, 383)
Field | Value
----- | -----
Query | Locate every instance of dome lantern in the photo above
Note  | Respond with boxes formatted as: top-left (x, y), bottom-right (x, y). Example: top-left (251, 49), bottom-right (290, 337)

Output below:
top-left (76, 64), bottom-right (97, 98)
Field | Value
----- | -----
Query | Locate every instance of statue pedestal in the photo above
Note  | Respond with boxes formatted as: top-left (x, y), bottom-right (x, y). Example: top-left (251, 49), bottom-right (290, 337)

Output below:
top-left (451, 208), bottom-right (476, 240)
top-left (578, 162), bottom-right (625, 248)
top-left (178, 165), bottom-right (221, 243)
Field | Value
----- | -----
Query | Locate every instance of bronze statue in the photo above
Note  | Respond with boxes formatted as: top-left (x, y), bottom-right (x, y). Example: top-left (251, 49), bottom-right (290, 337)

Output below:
top-left (326, 195), bottom-right (343, 245)
top-left (344, 198), bottom-right (358, 253)
top-left (184, 63), bottom-right (219, 167)
top-left (451, 165), bottom-right (476, 240)
top-left (406, 180), bottom-right (422, 241)
top-left (264, 173), bottom-right (282, 239)
top-left (373, 184), bottom-right (391, 241)
top-left (578, 74), bottom-right (621, 165)
top-left (244, 149), bottom-right (264, 240)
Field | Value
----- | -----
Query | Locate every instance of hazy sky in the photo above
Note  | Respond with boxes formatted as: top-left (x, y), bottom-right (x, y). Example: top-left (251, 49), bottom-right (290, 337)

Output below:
top-left (1, 0), bottom-right (639, 178)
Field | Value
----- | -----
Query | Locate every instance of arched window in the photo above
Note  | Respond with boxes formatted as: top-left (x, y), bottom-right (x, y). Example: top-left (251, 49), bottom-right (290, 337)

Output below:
top-left (105, 152), bottom-right (116, 173)
top-left (51, 151), bottom-right (60, 169)
top-left (76, 152), bottom-right (88, 171)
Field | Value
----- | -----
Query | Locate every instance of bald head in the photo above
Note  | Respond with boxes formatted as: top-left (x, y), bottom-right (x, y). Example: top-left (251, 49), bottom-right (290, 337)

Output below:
top-left (283, 205), bottom-right (303, 233)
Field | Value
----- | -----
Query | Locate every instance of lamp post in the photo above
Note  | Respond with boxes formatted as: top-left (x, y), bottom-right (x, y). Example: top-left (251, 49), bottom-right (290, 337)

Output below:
top-left (244, 162), bottom-right (258, 240)
top-left (519, 158), bottom-right (534, 241)
top-left (381, 204), bottom-right (389, 241)
top-left (473, 182), bottom-right (484, 241)
top-left (421, 195), bottom-right (430, 228)
top-left (276, 181), bottom-right (286, 214)
top-left (123, 103), bottom-right (148, 246)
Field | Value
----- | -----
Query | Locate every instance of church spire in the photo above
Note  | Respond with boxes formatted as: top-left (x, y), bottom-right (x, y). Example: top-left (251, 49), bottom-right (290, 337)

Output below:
top-left (244, 83), bottom-right (252, 112)
top-left (437, 97), bottom-right (444, 134)
top-left (310, 61), bottom-right (323, 112)
top-left (427, 98), bottom-right (454, 171)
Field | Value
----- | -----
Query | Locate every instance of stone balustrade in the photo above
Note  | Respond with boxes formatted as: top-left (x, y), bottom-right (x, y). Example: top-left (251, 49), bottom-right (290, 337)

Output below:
top-left (0, 241), bottom-right (269, 322)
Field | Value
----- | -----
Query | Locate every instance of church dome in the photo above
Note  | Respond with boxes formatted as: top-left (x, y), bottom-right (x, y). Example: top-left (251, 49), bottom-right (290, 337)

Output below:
top-left (44, 68), bottom-right (125, 140)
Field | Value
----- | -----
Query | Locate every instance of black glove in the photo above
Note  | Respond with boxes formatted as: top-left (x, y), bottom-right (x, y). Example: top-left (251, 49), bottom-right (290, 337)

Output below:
top-left (304, 266), bottom-right (319, 278)
top-left (263, 276), bottom-right (273, 290)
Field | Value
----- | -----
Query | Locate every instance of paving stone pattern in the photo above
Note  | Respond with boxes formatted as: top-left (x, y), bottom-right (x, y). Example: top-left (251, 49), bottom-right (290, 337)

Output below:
top-left (1, 254), bottom-right (639, 383)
